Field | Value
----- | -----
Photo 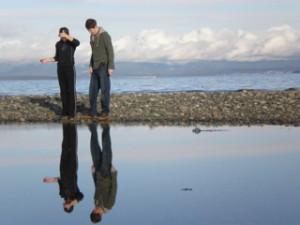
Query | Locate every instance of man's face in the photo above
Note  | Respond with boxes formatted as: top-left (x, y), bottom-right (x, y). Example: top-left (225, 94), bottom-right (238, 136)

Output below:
top-left (93, 207), bottom-right (104, 215)
top-left (88, 27), bottom-right (99, 36)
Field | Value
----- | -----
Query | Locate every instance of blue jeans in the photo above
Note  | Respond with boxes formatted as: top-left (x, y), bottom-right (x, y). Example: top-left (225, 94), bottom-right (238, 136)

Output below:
top-left (89, 124), bottom-right (112, 177)
top-left (89, 64), bottom-right (110, 116)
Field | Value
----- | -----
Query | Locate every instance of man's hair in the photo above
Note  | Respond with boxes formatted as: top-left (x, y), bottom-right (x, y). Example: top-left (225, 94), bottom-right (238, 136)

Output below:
top-left (85, 19), bottom-right (97, 29)
top-left (90, 212), bottom-right (102, 223)
top-left (59, 27), bottom-right (69, 35)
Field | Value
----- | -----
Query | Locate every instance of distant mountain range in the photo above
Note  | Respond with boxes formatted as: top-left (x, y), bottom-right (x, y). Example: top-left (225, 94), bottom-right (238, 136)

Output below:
top-left (0, 60), bottom-right (299, 80)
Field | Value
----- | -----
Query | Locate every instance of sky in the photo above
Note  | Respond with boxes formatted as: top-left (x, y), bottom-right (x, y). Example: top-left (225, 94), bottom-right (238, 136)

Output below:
top-left (1, 0), bottom-right (300, 65)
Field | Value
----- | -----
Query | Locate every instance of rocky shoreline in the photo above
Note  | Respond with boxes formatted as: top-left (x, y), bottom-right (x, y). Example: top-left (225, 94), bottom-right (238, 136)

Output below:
top-left (0, 90), bottom-right (299, 126)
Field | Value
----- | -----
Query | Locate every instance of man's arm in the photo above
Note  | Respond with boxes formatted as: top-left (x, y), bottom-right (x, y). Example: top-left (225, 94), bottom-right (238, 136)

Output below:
top-left (71, 38), bottom-right (80, 47)
top-left (40, 58), bottom-right (56, 63)
top-left (88, 54), bottom-right (93, 76)
top-left (60, 32), bottom-right (73, 42)
top-left (43, 177), bottom-right (59, 183)
top-left (61, 32), bottom-right (80, 47)
top-left (63, 199), bottom-right (79, 209)
top-left (103, 32), bottom-right (115, 75)
top-left (106, 170), bottom-right (117, 209)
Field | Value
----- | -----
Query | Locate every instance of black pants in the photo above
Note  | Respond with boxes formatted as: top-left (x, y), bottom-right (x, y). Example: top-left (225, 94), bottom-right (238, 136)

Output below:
top-left (60, 123), bottom-right (78, 198)
top-left (57, 66), bottom-right (76, 117)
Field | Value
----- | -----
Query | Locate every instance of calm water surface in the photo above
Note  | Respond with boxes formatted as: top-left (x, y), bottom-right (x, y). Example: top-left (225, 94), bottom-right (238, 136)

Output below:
top-left (0, 73), bottom-right (300, 95)
top-left (0, 124), bottom-right (300, 225)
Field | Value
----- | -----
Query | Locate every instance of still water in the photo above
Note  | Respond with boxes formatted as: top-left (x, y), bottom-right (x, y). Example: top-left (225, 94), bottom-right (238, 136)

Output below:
top-left (0, 124), bottom-right (300, 225)
top-left (0, 72), bottom-right (300, 96)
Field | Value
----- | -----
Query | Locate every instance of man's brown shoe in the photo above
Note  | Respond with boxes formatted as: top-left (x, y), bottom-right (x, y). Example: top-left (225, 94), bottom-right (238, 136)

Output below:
top-left (98, 114), bottom-right (109, 121)
top-left (80, 114), bottom-right (97, 119)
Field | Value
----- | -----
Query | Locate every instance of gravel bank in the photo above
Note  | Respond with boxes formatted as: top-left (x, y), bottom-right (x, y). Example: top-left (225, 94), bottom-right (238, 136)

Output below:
top-left (0, 90), bottom-right (299, 125)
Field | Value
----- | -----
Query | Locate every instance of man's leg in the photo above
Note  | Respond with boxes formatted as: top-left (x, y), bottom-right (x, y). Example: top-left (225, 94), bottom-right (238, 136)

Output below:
top-left (61, 123), bottom-right (78, 180)
top-left (57, 67), bottom-right (68, 116)
top-left (89, 123), bottom-right (102, 171)
top-left (89, 69), bottom-right (100, 116)
top-left (60, 123), bottom-right (78, 196)
top-left (99, 64), bottom-right (111, 115)
top-left (65, 66), bottom-right (77, 117)
top-left (101, 124), bottom-right (112, 177)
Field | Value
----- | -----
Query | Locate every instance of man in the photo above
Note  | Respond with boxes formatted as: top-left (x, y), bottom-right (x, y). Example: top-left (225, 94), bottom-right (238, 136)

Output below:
top-left (84, 18), bottom-right (115, 121)
top-left (43, 123), bottom-right (84, 213)
top-left (89, 123), bottom-right (117, 223)
top-left (40, 27), bottom-right (80, 119)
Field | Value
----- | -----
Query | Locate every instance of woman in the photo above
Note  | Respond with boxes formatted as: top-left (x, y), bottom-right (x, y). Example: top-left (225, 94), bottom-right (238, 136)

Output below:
top-left (40, 27), bottom-right (80, 118)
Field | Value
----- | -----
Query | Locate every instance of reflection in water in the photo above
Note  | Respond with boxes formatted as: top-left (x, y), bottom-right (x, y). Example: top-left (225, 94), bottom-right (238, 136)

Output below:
top-left (1, 125), bottom-right (299, 225)
top-left (43, 123), bottom-right (84, 213)
top-left (89, 123), bottom-right (118, 223)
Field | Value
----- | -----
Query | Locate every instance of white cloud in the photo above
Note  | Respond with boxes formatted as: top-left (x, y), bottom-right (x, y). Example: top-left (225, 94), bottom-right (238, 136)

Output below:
top-left (258, 25), bottom-right (300, 58)
top-left (1, 25), bottom-right (300, 64)
top-left (114, 25), bottom-right (300, 62)
top-left (1, 0), bottom-right (299, 69)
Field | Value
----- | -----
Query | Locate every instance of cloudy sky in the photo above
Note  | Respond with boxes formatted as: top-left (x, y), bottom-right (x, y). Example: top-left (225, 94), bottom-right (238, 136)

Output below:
top-left (1, 0), bottom-right (300, 64)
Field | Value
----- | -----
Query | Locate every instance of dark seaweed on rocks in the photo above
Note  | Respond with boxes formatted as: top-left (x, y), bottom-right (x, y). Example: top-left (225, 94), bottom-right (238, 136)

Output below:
top-left (0, 90), bottom-right (299, 126)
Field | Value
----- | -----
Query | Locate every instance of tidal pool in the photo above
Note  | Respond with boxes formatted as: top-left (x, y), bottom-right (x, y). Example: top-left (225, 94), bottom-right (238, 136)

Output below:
top-left (0, 124), bottom-right (299, 225)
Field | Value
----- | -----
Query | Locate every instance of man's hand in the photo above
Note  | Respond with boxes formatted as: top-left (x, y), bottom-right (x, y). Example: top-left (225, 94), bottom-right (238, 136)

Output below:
top-left (40, 58), bottom-right (47, 63)
top-left (40, 58), bottom-right (55, 63)
top-left (43, 177), bottom-right (59, 183)
top-left (60, 31), bottom-right (73, 42)
top-left (59, 32), bottom-right (67, 38)
top-left (108, 69), bottom-right (114, 76)
top-left (111, 165), bottom-right (117, 173)
top-left (64, 199), bottom-right (78, 209)
top-left (91, 165), bottom-right (95, 173)
top-left (88, 67), bottom-right (93, 76)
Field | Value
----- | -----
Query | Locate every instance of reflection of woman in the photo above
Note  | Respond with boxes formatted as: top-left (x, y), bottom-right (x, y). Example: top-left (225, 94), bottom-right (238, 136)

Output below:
top-left (43, 123), bottom-right (83, 213)
top-left (89, 123), bottom-right (117, 223)
top-left (40, 27), bottom-right (80, 118)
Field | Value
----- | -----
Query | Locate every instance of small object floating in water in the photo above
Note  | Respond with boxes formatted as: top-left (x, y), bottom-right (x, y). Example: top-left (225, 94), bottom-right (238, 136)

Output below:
top-left (181, 188), bottom-right (193, 191)
top-left (193, 127), bottom-right (201, 134)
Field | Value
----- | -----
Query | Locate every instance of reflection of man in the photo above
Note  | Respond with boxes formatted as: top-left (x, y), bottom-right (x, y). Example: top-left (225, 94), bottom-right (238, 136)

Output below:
top-left (89, 123), bottom-right (117, 223)
top-left (43, 123), bottom-right (84, 213)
